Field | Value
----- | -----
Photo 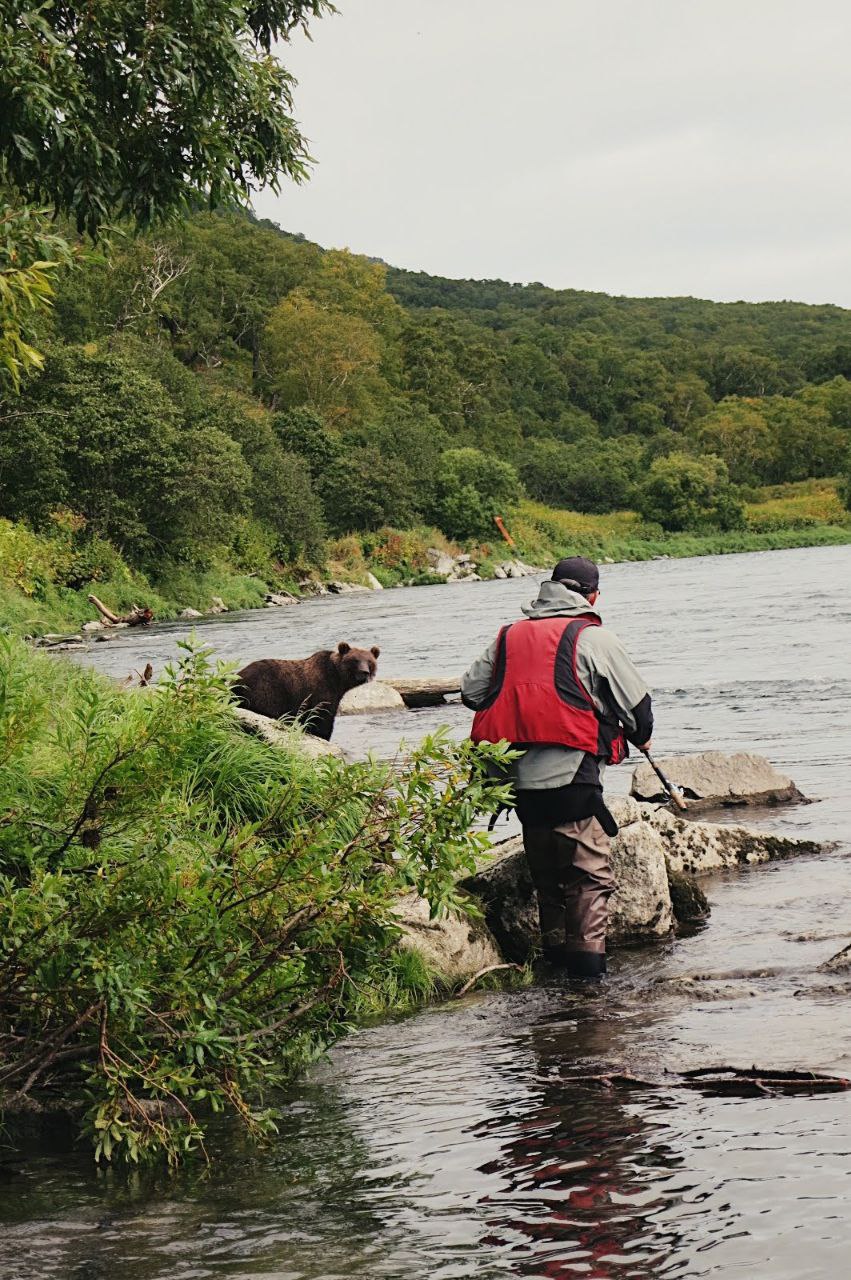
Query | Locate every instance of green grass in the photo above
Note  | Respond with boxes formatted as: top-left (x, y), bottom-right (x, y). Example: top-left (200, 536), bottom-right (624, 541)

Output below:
top-left (507, 486), bottom-right (851, 569)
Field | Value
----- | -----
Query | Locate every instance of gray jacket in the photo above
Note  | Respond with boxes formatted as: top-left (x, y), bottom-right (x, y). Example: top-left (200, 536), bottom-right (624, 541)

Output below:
top-left (460, 581), bottom-right (653, 790)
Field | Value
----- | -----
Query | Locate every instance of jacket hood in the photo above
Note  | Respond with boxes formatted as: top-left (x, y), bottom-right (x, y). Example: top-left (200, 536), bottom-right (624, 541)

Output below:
top-left (521, 579), bottom-right (602, 620)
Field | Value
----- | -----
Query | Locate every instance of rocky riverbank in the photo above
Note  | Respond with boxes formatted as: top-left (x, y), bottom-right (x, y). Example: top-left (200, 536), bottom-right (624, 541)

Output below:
top-left (230, 704), bottom-right (830, 987)
top-left (29, 551), bottom-right (544, 653)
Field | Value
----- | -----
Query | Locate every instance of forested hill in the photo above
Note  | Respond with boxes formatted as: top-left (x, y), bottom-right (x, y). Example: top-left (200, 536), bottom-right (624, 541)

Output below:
top-left (1, 209), bottom-right (850, 631)
top-left (387, 266), bottom-right (851, 373)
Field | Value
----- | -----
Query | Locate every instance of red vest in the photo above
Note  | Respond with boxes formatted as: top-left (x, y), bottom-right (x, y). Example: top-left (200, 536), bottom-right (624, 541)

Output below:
top-left (470, 616), bottom-right (627, 764)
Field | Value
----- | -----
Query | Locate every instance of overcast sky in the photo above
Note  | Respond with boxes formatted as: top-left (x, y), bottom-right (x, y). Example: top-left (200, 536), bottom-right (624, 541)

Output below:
top-left (253, 0), bottom-right (851, 306)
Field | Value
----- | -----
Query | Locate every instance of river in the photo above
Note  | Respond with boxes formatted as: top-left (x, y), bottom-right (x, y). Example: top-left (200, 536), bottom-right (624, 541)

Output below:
top-left (2, 544), bottom-right (850, 1279)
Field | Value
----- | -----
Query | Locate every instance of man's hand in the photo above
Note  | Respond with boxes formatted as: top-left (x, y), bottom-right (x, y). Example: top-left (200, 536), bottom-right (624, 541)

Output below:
top-left (640, 739), bottom-right (652, 753)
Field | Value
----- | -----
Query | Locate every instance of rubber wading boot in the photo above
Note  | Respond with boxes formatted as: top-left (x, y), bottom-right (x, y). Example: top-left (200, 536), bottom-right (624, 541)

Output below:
top-left (541, 943), bottom-right (570, 969)
top-left (541, 946), bottom-right (607, 979)
top-left (565, 950), bottom-right (607, 979)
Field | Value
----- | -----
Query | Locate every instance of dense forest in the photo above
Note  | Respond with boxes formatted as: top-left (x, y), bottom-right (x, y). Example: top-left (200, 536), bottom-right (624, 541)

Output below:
top-left (2, 208), bottom-right (851, 626)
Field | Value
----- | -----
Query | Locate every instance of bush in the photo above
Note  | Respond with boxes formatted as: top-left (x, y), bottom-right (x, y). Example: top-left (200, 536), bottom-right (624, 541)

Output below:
top-left (636, 452), bottom-right (745, 532)
top-left (428, 447), bottom-right (521, 540)
top-left (0, 638), bottom-right (513, 1164)
top-left (203, 394), bottom-right (326, 565)
top-left (320, 448), bottom-right (418, 535)
top-left (272, 406), bottom-right (341, 480)
top-left (0, 345), bottom-right (252, 568)
top-left (745, 480), bottom-right (848, 532)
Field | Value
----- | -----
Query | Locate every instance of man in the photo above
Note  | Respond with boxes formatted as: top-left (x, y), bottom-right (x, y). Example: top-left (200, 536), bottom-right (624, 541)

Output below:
top-left (461, 556), bottom-right (653, 979)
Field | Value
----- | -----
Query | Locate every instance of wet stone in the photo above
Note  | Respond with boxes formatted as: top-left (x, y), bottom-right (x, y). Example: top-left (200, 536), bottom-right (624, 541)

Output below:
top-left (630, 750), bottom-right (806, 811)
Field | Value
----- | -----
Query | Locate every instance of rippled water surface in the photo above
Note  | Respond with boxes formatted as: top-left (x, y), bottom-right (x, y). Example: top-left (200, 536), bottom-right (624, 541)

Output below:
top-left (2, 545), bottom-right (850, 1279)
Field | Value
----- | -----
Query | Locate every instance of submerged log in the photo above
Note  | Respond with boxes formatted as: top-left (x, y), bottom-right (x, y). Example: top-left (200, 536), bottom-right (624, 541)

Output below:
top-left (567, 1066), bottom-right (851, 1096)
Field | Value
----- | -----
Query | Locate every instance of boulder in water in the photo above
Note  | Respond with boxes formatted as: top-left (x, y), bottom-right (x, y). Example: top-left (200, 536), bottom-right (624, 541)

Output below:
top-left (338, 680), bottom-right (406, 714)
top-left (624, 799), bottom-right (824, 874)
top-left (461, 810), bottom-right (676, 961)
top-left (630, 751), bottom-right (806, 811)
top-left (667, 868), bottom-right (711, 923)
top-left (392, 894), bottom-right (503, 985)
top-left (821, 942), bottom-right (851, 973)
top-left (458, 837), bottom-right (538, 962)
top-left (461, 797), bottom-right (825, 962)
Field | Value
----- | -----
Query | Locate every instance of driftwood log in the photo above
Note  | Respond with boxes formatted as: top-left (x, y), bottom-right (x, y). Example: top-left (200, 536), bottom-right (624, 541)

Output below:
top-left (385, 676), bottom-right (461, 707)
top-left (88, 594), bottom-right (154, 627)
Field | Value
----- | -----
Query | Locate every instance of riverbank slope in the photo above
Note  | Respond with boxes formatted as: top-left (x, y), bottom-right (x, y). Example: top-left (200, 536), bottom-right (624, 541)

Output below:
top-left (3, 481), bottom-right (849, 639)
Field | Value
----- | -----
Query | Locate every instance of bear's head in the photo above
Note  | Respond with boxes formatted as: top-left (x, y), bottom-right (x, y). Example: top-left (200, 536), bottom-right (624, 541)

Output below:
top-left (335, 641), bottom-right (380, 688)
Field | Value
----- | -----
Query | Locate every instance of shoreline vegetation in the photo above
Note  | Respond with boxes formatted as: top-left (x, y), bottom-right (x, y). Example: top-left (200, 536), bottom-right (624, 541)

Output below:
top-left (3, 482), bottom-right (849, 640)
top-left (0, 635), bottom-right (515, 1165)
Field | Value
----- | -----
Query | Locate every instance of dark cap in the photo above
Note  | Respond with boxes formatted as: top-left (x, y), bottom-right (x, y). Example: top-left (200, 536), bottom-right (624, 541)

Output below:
top-left (551, 556), bottom-right (599, 594)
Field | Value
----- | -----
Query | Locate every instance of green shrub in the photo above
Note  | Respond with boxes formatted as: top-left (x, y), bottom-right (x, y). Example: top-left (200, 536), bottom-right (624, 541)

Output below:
top-left (428, 447), bottom-right (521, 540)
top-left (518, 437), bottom-right (635, 513)
top-left (0, 637), bottom-right (512, 1164)
top-left (636, 452), bottom-right (745, 532)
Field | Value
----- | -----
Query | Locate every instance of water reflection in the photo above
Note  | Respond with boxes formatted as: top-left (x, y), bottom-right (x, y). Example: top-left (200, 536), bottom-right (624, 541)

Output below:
top-left (473, 1005), bottom-right (686, 1279)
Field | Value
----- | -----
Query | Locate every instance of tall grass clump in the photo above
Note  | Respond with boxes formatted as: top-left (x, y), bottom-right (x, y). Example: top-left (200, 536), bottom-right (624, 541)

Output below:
top-left (0, 638), bottom-right (511, 1165)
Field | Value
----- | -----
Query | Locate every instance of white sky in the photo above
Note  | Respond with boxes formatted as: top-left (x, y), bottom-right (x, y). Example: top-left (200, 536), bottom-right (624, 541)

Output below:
top-left (252, 0), bottom-right (851, 306)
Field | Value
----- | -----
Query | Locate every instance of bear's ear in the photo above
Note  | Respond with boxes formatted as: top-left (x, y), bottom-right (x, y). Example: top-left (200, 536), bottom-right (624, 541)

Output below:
top-left (337, 641), bottom-right (351, 656)
top-left (370, 646), bottom-right (380, 659)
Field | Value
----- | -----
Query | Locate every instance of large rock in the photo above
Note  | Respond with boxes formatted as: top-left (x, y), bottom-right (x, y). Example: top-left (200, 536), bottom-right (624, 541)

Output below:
top-left (459, 837), bottom-right (538, 962)
top-left (327, 580), bottom-right (370, 594)
top-left (461, 811), bottom-right (675, 961)
top-left (392, 894), bottom-right (503, 985)
top-left (461, 797), bottom-right (824, 962)
top-left (821, 943), bottom-right (851, 973)
top-left (608, 814), bottom-right (675, 941)
top-left (427, 548), bottom-right (457, 578)
top-left (231, 706), bottom-right (346, 759)
top-left (495, 559), bottom-right (542, 579)
top-left (630, 751), bottom-right (806, 811)
top-left (615, 797), bottom-right (824, 874)
top-left (338, 680), bottom-right (406, 714)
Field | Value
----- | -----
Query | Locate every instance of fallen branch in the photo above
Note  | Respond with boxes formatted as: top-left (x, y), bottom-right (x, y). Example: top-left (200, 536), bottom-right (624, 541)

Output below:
top-left (119, 663), bottom-right (154, 688)
top-left (453, 962), bottom-right (524, 998)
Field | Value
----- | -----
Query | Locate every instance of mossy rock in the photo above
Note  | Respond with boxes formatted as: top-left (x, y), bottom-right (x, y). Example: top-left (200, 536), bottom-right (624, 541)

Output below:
top-left (667, 868), bottom-right (710, 924)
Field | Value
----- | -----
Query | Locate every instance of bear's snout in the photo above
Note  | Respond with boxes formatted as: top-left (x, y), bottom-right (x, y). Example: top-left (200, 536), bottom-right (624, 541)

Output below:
top-left (352, 663), bottom-right (374, 685)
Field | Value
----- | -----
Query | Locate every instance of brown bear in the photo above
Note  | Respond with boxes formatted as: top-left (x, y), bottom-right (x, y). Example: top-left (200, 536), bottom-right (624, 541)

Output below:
top-left (234, 641), bottom-right (381, 740)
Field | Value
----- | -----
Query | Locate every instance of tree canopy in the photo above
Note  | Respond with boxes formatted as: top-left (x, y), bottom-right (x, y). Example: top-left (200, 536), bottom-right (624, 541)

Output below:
top-left (0, 0), bottom-right (333, 384)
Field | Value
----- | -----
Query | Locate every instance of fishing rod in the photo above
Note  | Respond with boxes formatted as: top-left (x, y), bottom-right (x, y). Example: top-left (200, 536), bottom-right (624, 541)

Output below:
top-left (639, 747), bottom-right (689, 812)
